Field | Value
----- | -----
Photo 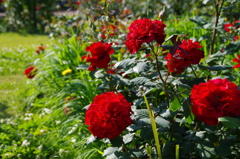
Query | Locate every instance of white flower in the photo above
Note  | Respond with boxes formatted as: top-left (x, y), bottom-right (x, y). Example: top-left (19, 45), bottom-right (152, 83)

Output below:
top-left (21, 140), bottom-right (30, 147)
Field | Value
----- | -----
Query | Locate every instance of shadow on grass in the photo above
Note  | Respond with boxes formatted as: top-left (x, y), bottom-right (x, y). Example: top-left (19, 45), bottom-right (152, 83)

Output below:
top-left (0, 101), bottom-right (12, 118)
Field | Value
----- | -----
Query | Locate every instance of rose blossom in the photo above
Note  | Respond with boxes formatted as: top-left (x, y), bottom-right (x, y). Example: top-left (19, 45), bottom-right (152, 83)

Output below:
top-left (85, 92), bottom-right (133, 139)
top-left (24, 65), bottom-right (37, 79)
top-left (165, 39), bottom-right (204, 74)
top-left (232, 55), bottom-right (240, 69)
top-left (125, 18), bottom-right (166, 54)
top-left (190, 78), bottom-right (240, 126)
top-left (224, 20), bottom-right (240, 32)
top-left (82, 42), bottom-right (114, 71)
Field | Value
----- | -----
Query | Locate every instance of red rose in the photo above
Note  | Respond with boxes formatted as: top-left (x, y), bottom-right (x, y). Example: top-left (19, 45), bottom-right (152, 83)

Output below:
top-left (36, 46), bottom-right (46, 54)
top-left (234, 36), bottom-right (240, 41)
top-left (125, 18), bottom-right (166, 54)
top-left (85, 92), bottom-right (133, 139)
top-left (165, 39), bottom-right (204, 74)
top-left (224, 20), bottom-right (240, 32)
top-left (24, 65), bottom-right (37, 79)
top-left (233, 55), bottom-right (240, 69)
top-left (75, 1), bottom-right (81, 5)
top-left (83, 42), bottom-right (114, 71)
top-left (224, 23), bottom-right (234, 32)
top-left (190, 78), bottom-right (240, 126)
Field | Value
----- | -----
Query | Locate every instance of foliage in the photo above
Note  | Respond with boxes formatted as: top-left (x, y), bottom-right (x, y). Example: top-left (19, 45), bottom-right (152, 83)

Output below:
top-left (4, 0), bottom-right (55, 33)
top-left (1, 0), bottom-right (240, 158)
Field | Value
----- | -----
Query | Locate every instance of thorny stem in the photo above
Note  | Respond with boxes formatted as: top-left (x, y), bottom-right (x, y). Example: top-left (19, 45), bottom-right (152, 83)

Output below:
top-left (209, 0), bottom-right (225, 55)
top-left (190, 65), bottom-right (198, 78)
top-left (148, 43), bottom-right (170, 108)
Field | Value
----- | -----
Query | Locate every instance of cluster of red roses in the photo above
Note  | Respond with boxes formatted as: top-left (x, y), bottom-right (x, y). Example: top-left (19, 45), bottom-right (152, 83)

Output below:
top-left (83, 18), bottom-right (240, 140)
top-left (83, 18), bottom-right (205, 74)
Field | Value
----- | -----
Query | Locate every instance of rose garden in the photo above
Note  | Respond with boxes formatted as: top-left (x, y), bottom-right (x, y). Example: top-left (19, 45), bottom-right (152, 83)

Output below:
top-left (0, 0), bottom-right (240, 158)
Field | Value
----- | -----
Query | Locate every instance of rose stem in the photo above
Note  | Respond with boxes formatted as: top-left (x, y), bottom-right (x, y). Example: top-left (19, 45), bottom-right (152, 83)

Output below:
top-left (190, 65), bottom-right (198, 78)
top-left (209, 0), bottom-right (225, 55)
top-left (148, 43), bottom-right (170, 108)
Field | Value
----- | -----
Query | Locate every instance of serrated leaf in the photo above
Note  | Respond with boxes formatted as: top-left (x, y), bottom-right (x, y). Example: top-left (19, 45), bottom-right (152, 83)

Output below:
top-left (130, 77), bottom-right (150, 85)
top-left (169, 96), bottom-right (181, 112)
top-left (183, 141), bottom-right (194, 154)
top-left (123, 133), bottom-right (135, 144)
top-left (135, 109), bottom-right (149, 119)
top-left (218, 116), bottom-right (240, 128)
top-left (162, 142), bottom-right (173, 156)
top-left (198, 64), bottom-right (232, 71)
top-left (197, 142), bottom-right (216, 159)
top-left (193, 131), bottom-right (206, 142)
top-left (94, 70), bottom-right (104, 78)
top-left (182, 98), bottom-right (194, 124)
top-left (144, 81), bottom-right (158, 87)
top-left (126, 149), bottom-right (144, 158)
top-left (76, 64), bottom-right (89, 70)
top-left (110, 136), bottom-right (123, 147)
top-left (140, 127), bottom-right (154, 140)
top-left (85, 135), bottom-right (97, 145)
top-left (133, 62), bottom-right (148, 74)
top-left (114, 59), bottom-right (135, 69)
top-left (103, 147), bottom-right (119, 157)
top-left (215, 140), bottom-right (233, 156)
top-left (139, 118), bottom-right (151, 125)
top-left (155, 116), bottom-right (171, 129)
top-left (225, 41), bottom-right (240, 54)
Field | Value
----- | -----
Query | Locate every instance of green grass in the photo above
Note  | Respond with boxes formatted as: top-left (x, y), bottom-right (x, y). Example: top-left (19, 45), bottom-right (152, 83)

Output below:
top-left (0, 32), bottom-right (50, 49)
top-left (0, 32), bottom-right (50, 118)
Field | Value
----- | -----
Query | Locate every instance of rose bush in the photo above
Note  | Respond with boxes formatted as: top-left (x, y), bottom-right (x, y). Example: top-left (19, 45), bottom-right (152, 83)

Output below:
top-left (82, 42), bottom-right (114, 71)
top-left (190, 78), bottom-right (240, 126)
top-left (85, 92), bottom-right (132, 139)
top-left (125, 18), bottom-right (166, 54)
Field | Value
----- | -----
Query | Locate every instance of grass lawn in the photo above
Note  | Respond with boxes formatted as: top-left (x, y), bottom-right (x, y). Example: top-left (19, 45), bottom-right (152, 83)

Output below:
top-left (0, 32), bottom-right (50, 117)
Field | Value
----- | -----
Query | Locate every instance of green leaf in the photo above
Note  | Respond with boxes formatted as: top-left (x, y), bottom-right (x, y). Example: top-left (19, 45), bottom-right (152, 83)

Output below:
top-left (135, 109), bottom-right (149, 119)
top-left (225, 41), bottom-right (240, 54)
top-left (162, 141), bottom-right (173, 156)
top-left (215, 140), bottom-right (233, 156)
top-left (126, 149), bottom-right (144, 158)
top-left (114, 59), bottom-right (135, 69)
top-left (110, 136), bottom-right (123, 147)
top-left (198, 64), bottom-right (232, 71)
top-left (85, 135), bottom-right (97, 145)
top-left (183, 141), bottom-right (194, 154)
top-left (193, 131), bottom-right (206, 142)
top-left (103, 147), bottom-right (119, 157)
top-left (182, 98), bottom-right (194, 124)
top-left (218, 116), bottom-right (240, 128)
top-left (155, 116), bottom-right (171, 129)
top-left (197, 142), bottom-right (216, 159)
top-left (169, 96), bottom-right (181, 112)
top-left (76, 64), bottom-right (89, 70)
top-left (130, 77), bottom-right (150, 85)
top-left (94, 70), bottom-right (104, 78)
top-left (140, 127), bottom-right (154, 141)
top-left (133, 62), bottom-right (148, 74)
top-left (123, 133), bottom-right (135, 144)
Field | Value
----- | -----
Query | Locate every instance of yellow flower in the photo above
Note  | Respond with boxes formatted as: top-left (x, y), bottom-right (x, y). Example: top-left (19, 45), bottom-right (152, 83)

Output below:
top-left (62, 69), bottom-right (72, 75)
